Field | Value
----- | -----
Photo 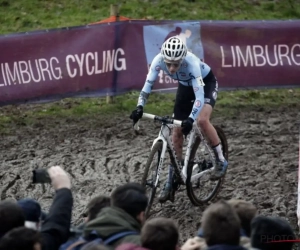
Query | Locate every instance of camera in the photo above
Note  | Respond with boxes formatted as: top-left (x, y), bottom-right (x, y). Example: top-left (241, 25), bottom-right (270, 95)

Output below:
top-left (32, 169), bottom-right (51, 184)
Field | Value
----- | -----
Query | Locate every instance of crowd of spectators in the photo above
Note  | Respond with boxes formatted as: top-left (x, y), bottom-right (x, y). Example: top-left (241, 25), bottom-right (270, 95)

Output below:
top-left (0, 166), bottom-right (296, 250)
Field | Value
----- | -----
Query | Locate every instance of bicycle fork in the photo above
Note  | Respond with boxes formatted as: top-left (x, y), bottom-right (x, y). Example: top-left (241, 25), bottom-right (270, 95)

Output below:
top-left (149, 125), bottom-right (170, 188)
top-left (154, 141), bottom-right (167, 188)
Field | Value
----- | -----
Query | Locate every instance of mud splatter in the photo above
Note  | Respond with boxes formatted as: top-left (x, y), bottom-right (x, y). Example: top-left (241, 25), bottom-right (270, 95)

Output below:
top-left (0, 104), bottom-right (298, 242)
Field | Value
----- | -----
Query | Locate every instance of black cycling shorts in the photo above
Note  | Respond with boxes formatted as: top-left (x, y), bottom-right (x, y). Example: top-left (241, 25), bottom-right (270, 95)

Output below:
top-left (173, 70), bottom-right (218, 121)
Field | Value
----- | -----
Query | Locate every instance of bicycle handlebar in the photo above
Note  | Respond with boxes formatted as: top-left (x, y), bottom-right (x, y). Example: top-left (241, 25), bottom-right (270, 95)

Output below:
top-left (133, 113), bottom-right (182, 131)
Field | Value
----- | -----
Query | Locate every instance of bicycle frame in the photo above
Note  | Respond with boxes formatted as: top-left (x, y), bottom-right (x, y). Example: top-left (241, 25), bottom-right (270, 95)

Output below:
top-left (134, 113), bottom-right (216, 187)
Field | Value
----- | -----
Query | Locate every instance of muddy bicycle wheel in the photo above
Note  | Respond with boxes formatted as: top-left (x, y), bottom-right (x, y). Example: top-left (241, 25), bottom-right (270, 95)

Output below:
top-left (186, 125), bottom-right (229, 206)
top-left (141, 141), bottom-right (164, 218)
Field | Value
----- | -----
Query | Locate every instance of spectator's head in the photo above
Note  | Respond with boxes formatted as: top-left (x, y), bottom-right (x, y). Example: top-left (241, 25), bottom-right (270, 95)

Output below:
top-left (227, 199), bottom-right (257, 237)
top-left (83, 195), bottom-right (111, 222)
top-left (0, 200), bottom-right (25, 236)
top-left (0, 226), bottom-right (42, 250)
top-left (17, 198), bottom-right (46, 230)
top-left (141, 217), bottom-right (179, 250)
top-left (111, 183), bottom-right (148, 224)
top-left (201, 200), bottom-right (241, 246)
top-left (251, 215), bottom-right (295, 250)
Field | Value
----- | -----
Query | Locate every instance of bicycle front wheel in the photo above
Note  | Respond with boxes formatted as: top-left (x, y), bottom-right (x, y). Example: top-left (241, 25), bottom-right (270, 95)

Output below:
top-left (186, 125), bottom-right (229, 206)
top-left (141, 141), bottom-right (164, 218)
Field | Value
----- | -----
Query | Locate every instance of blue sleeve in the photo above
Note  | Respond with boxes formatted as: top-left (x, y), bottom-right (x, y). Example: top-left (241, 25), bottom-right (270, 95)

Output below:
top-left (188, 66), bottom-right (205, 121)
top-left (137, 55), bottom-right (161, 107)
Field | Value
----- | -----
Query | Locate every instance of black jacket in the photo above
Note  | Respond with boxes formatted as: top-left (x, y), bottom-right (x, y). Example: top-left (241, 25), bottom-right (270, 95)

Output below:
top-left (41, 188), bottom-right (73, 250)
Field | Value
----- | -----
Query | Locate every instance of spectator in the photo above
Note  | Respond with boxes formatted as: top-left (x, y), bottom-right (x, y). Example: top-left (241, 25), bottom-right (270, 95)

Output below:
top-left (251, 215), bottom-right (295, 250)
top-left (60, 195), bottom-right (111, 249)
top-left (0, 226), bottom-right (42, 250)
top-left (84, 195), bottom-right (111, 222)
top-left (141, 217), bottom-right (179, 250)
top-left (72, 195), bottom-right (111, 236)
top-left (200, 200), bottom-right (247, 250)
top-left (227, 199), bottom-right (257, 237)
top-left (197, 199), bottom-right (257, 248)
top-left (82, 183), bottom-right (148, 248)
top-left (0, 166), bottom-right (73, 250)
top-left (17, 198), bottom-right (47, 231)
top-left (39, 166), bottom-right (73, 250)
top-left (0, 200), bottom-right (25, 238)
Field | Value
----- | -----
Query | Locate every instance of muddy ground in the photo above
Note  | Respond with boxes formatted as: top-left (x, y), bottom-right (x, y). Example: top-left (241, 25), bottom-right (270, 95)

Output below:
top-left (0, 102), bottom-right (299, 242)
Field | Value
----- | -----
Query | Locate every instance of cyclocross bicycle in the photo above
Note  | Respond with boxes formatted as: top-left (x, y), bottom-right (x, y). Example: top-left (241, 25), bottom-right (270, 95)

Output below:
top-left (133, 112), bottom-right (229, 218)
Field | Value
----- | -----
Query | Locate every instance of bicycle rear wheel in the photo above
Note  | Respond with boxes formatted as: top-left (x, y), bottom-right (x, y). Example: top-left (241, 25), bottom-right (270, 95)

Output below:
top-left (186, 125), bottom-right (229, 206)
top-left (141, 141), bottom-right (164, 218)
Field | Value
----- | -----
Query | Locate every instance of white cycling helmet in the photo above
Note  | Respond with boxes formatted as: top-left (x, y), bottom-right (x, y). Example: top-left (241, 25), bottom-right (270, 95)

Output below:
top-left (161, 36), bottom-right (188, 61)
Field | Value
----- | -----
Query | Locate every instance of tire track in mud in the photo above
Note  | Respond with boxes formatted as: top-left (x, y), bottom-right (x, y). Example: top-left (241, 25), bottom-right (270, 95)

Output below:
top-left (0, 106), bottom-right (299, 241)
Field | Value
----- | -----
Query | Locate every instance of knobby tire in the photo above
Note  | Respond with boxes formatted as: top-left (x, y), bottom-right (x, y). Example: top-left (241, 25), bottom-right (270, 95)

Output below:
top-left (141, 141), bottom-right (163, 218)
top-left (186, 125), bottom-right (229, 206)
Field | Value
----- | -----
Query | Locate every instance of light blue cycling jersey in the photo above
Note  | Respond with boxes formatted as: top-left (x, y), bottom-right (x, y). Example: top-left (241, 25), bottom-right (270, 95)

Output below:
top-left (137, 51), bottom-right (211, 121)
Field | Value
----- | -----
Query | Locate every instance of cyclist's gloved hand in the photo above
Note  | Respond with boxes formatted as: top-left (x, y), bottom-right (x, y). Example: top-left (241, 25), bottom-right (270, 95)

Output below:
top-left (130, 105), bottom-right (143, 124)
top-left (181, 117), bottom-right (194, 136)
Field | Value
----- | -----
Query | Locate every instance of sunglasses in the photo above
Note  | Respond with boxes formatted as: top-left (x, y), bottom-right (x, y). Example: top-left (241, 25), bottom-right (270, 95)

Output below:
top-left (164, 61), bottom-right (181, 68)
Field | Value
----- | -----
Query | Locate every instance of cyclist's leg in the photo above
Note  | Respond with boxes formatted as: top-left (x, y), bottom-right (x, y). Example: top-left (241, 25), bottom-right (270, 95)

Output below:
top-left (197, 70), bottom-right (228, 180)
top-left (197, 104), bottom-right (223, 158)
top-left (172, 84), bottom-right (195, 162)
top-left (172, 127), bottom-right (184, 162)
top-left (158, 84), bottom-right (194, 202)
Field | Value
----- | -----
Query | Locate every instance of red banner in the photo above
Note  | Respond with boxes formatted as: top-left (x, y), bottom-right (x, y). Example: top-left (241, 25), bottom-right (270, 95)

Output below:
top-left (201, 21), bottom-right (300, 89)
top-left (0, 20), bottom-right (299, 106)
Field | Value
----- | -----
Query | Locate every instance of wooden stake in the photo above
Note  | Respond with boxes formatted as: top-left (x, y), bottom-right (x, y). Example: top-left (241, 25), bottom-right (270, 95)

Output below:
top-left (110, 4), bottom-right (119, 19)
top-left (106, 4), bottom-right (119, 104)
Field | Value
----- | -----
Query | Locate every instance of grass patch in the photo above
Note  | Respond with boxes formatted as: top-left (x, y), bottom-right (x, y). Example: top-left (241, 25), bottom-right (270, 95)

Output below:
top-left (0, 0), bottom-right (299, 34)
top-left (0, 88), bottom-right (299, 132)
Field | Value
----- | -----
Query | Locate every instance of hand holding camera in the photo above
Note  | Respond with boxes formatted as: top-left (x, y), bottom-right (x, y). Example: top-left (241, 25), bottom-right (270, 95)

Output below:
top-left (32, 166), bottom-right (71, 190)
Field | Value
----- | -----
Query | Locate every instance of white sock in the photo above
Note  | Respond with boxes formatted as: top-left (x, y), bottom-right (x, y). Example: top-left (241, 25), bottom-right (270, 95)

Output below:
top-left (212, 144), bottom-right (225, 162)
